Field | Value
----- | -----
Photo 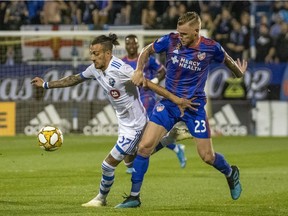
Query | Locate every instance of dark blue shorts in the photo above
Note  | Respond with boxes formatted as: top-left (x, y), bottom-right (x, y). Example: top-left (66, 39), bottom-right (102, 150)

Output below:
top-left (150, 98), bottom-right (211, 138)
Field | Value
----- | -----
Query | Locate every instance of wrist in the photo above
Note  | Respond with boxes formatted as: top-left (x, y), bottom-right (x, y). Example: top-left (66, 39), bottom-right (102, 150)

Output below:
top-left (177, 98), bottom-right (183, 105)
top-left (42, 82), bottom-right (49, 89)
top-left (173, 97), bottom-right (182, 105)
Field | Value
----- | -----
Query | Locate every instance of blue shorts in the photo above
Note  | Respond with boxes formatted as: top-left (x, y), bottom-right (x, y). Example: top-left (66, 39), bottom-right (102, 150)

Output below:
top-left (150, 98), bottom-right (211, 138)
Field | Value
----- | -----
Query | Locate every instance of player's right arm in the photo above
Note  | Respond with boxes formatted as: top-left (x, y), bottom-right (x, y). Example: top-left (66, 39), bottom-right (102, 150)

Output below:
top-left (31, 74), bottom-right (85, 89)
top-left (143, 79), bottom-right (200, 116)
top-left (132, 43), bottom-right (155, 86)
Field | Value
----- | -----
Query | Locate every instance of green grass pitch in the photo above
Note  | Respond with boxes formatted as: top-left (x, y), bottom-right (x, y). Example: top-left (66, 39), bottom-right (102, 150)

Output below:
top-left (0, 135), bottom-right (288, 216)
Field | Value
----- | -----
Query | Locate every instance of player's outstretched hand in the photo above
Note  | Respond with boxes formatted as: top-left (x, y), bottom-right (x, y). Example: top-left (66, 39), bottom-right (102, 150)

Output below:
top-left (131, 70), bottom-right (144, 86)
top-left (31, 77), bottom-right (44, 88)
top-left (178, 97), bottom-right (200, 117)
top-left (236, 58), bottom-right (248, 74)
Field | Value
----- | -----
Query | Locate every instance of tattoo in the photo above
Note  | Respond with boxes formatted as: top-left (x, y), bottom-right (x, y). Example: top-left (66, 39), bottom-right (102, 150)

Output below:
top-left (49, 74), bottom-right (84, 88)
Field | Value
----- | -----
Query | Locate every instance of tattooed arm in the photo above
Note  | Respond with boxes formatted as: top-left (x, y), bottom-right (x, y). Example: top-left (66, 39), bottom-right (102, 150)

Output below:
top-left (31, 74), bottom-right (85, 89)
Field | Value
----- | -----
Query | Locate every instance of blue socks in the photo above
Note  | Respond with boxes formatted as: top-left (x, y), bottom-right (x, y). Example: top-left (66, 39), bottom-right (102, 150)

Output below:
top-left (131, 155), bottom-right (149, 196)
top-left (130, 152), bottom-right (232, 196)
top-left (213, 153), bottom-right (232, 176)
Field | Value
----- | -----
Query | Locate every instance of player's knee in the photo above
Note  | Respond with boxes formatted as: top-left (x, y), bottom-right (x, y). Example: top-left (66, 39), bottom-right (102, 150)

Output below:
top-left (138, 144), bottom-right (154, 157)
top-left (138, 148), bottom-right (152, 157)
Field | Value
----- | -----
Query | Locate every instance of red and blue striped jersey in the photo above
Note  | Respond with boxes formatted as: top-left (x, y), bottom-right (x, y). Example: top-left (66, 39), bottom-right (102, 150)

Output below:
top-left (153, 33), bottom-right (225, 99)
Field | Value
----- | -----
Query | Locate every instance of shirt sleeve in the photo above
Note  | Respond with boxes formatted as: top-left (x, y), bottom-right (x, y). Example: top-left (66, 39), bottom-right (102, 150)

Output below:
top-left (153, 34), bottom-right (170, 53)
top-left (80, 64), bottom-right (95, 79)
top-left (214, 43), bottom-right (226, 63)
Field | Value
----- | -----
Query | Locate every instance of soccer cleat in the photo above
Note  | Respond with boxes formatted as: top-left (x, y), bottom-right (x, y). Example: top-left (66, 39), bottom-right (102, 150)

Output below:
top-left (114, 195), bottom-right (141, 208)
top-left (226, 165), bottom-right (242, 200)
top-left (126, 167), bottom-right (134, 174)
top-left (81, 197), bottom-right (107, 207)
top-left (176, 144), bottom-right (187, 168)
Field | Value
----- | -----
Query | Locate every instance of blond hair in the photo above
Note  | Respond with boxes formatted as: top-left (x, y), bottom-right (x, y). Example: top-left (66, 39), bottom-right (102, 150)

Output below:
top-left (177, 12), bottom-right (201, 26)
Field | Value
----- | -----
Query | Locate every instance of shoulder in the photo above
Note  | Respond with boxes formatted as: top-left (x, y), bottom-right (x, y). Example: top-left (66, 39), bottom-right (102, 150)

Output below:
top-left (200, 36), bottom-right (224, 54)
top-left (171, 32), bottom-right (180, 38)
top-left (153, 32), bottom-right (180, 53)
top-left (110, 56), bottom-right (125, 69)
top-left (200, 36), bottom-right (218, 46)
top-left (81, 63), bottom-right (98, 79)
top-left (169, 32), bottom-right (179, 39)
top-left (155, 32), bottom-right (178, 43)
top-left (85, 63), bottom-right (97, 73)
top-left (110, 56), bottom-right (133, 73)
top-left (87, 63), bottom-right (95, 69)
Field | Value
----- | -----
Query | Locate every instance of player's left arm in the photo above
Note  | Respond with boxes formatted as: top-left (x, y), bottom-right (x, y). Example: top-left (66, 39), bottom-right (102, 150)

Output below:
top-left (224, 52), bottom-right (247, 78)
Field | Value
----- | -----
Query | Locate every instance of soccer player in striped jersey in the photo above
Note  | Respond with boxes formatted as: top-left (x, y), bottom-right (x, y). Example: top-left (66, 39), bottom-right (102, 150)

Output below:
top-left (115, 12), bottom-right (247, 208)
top-left (122, 34), bottom-right (188, 171)
top-left (31, 34), bottom-right (196, 208)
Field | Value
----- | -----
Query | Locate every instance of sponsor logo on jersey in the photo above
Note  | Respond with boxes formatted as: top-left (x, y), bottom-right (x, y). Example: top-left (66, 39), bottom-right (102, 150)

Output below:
top-left (197, 52), bottom-right (206, 61)
top-left (109, 78), bottom-right (115, 87)
top-left (170, 55), bottom-right (202, 71)
top-left (171, 56), bottom-right (179, 64)
top-left (110, 89), bottom-right (120, 99)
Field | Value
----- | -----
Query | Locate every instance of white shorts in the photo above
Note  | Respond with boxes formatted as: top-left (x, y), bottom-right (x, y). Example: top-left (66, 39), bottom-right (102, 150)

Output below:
top-left (110, 129), bottom-right (144, 161)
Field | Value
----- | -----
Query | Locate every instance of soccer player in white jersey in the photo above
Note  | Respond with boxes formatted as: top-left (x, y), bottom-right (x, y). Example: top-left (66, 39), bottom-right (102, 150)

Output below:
top-left (31, 34), bottom-right (196, 207)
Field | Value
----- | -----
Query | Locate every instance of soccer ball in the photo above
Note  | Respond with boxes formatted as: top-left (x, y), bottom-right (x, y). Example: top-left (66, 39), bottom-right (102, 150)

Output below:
top-left (37, 126), bottom-right (63, 151)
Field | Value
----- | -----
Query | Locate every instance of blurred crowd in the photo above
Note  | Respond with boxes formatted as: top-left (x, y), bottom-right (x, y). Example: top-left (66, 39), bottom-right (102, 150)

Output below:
top-left (0, 0), bottom-right (287, 63)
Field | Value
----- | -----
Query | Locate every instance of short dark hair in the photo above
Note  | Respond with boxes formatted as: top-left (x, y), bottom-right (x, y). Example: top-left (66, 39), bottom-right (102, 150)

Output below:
top-left (91, 33), bottom-right (120, 51)
top-left (178, 12), bottom-right (201, 26)
top-left (125, 34), bottom-right (138, 40)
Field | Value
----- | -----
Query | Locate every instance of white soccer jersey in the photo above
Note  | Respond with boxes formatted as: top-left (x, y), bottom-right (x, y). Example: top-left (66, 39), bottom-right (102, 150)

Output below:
top-left (80, 56), bottom-right (148, 135)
